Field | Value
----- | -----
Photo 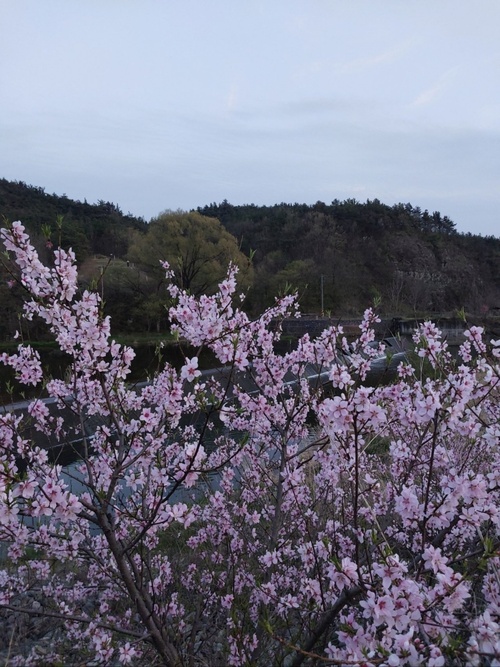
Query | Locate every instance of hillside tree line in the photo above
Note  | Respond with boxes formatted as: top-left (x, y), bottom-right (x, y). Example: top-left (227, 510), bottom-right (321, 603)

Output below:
top-left (1, 179), bottom-right (500, 339)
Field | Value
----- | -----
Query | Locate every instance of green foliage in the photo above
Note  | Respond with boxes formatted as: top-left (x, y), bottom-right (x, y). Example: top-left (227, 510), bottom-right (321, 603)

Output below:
top-left (2, 180), bottom-right (500, 330)
top-left (0, 178), bottom-right (147, 261)
top-left (128, 210), bottom-right (254, 297)
top-left (199, 199), bottom-right (500, 316)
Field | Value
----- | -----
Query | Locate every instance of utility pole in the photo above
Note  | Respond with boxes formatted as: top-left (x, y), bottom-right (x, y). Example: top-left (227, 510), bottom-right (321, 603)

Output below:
top-left (320, 274), bottom-right (324, 316)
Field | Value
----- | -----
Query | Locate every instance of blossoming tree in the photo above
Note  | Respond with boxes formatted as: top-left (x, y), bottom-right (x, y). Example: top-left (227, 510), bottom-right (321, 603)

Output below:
top-left (0, 221), bottom-right (499, 666)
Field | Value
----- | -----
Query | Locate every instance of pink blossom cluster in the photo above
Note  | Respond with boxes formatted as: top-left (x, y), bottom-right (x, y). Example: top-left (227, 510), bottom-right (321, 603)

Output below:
top-left (0, 222), bottom-right (499, 666)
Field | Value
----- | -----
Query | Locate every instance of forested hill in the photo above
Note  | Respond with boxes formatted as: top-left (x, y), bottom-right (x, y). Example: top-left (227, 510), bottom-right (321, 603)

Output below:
top-left (1, 179), bottom-right (500, 331)
top-left (0, 178), bottom-right (147, 261)
top-left (199, 200), bottom-right (500, 315)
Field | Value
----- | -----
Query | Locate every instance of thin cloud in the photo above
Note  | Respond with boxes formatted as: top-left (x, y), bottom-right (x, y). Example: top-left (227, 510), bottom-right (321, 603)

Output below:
top-left (410, 67), bottom-right (459, 107)
top-left (411, 81), bottom-right (446, 107)
top-left (336, 44), bottom-right (410, 74)
top-left (295, 38), bottom-right (417, 80)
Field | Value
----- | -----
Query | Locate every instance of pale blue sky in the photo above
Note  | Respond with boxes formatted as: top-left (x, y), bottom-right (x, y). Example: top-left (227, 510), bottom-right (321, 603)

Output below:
top-left (1, 0), bottom-right (499, 235)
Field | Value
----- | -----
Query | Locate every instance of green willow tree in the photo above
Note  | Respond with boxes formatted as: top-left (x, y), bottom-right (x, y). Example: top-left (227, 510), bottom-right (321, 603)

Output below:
top-left (128, 210), bottom-right (253, 297)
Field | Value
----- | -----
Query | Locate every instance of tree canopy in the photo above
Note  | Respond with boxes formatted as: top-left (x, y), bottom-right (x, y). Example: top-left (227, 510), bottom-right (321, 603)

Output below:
top-left (199, 200), bottom-right (500, 315)
top-left (128, 210), bottom-right (253, 297)
top-left (1, 179), bottom-right (500, 333)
